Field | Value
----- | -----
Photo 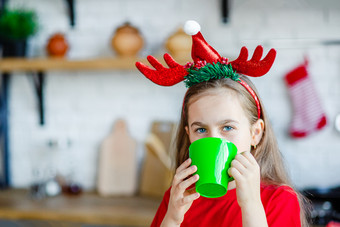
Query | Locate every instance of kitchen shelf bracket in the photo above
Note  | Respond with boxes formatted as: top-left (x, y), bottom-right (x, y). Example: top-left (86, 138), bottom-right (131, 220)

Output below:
top-left (31, 71), bottom-right (45, 125)
top-left (222, 0), bottom-right (229, 23)
top-left (0, 73), bottom-right (10, 188)
top-left (65, 0), bottom-right (75, 27)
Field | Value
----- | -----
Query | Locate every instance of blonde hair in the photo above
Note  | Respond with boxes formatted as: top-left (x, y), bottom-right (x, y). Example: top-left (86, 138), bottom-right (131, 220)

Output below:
top-left (173, 76), bottom-right (310, 226)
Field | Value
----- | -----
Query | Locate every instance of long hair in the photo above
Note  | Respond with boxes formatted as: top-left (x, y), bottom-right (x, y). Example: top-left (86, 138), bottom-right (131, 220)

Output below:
top-left (173, 76), bottom-right (310, 226)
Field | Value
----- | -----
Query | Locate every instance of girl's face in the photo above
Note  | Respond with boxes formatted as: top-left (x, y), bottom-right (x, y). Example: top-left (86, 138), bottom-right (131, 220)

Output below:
top-left (185, 88), bottom-right (264, 153)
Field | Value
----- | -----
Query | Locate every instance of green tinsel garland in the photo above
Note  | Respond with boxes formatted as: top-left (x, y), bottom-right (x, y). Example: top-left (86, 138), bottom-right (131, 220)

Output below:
top-left (184, 62), bottom-right (240, 88)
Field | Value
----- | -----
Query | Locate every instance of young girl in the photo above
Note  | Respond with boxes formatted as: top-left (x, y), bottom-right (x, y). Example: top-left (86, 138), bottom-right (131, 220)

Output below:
top-left (136, 21), bottom-right (308, 227)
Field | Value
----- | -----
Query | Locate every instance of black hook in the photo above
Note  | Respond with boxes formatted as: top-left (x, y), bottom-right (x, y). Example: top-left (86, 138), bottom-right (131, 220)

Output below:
top-left (65, 0), bottom-right (75, 27)
top-left (222, 0), bottom-right (229, 23)
top-left (32, 72), bottom-right (46, 125)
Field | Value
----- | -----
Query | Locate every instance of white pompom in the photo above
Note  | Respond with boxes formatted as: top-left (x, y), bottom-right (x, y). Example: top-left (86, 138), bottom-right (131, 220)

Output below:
top-left (184, 20), bottom-right (201, 36)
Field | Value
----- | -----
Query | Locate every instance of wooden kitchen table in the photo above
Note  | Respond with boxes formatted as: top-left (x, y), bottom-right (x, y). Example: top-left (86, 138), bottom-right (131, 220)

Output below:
top-left (0, 189), bottom-right (161, 226)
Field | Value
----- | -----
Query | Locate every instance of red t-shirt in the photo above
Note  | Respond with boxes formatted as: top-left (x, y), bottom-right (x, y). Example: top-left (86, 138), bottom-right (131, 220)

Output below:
top-left (150, 184), bottom-right (301, 227)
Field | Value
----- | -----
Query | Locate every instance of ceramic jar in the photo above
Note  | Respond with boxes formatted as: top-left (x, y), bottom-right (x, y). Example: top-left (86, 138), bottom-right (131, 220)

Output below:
top-left (111, 22), bottom-right (144, 57)
top-left (46, 33), bottom-right (69, 57)
top-left (165, 28), bottom-right (191, 57)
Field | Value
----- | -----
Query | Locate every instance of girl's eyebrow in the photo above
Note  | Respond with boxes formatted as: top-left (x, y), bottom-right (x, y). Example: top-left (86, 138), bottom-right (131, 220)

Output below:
top-left (191, 119), bottom-right (239, 128)
top-left (190, 122), bottom-right (205, 128)
top-left (217, 119), bottom-right (239, 125)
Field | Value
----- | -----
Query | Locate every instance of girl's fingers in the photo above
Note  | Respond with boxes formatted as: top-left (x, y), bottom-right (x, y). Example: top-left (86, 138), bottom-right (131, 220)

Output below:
top-left (233, 152), bottom-right (259, 175)
top-left (228, 167), bottom-right (242, 181)
top-left (173, 164), bottom-right (197, 186)
top-left (234, 153), bottom-right (252, 169)
top-left (231, 159), bottom-right (247, 175)
top-left (177, 174), bottom-right (199, 193)
top-left (241, 151), bottom-right (257, 165)
top-left (181, 191), bottom-right (200, 205)
top-left (176, 158), bottom-right (192, 173)
top-left (240, 151), bottom-right (260, 173)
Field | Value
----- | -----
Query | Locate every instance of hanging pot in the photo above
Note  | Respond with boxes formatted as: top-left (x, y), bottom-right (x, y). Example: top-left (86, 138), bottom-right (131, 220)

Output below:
top-left (46, 33), bottom-right (69, 57)
top-left (111, 22), bottom-right (144, 57)
top-left (165, 28), bottom-right (191, 58)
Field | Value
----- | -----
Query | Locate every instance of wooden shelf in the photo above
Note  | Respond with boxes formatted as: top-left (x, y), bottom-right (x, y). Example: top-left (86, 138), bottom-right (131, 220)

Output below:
top-left (0, 189), bottom-right (160, 226)
top-left (0, 56), bottom-right (191, 72)
top-left (0, 55), bottom-right (190, 125)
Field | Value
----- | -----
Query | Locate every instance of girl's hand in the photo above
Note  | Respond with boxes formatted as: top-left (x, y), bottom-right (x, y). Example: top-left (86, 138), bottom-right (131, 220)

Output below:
top-left (228, 151), bottom-right (261, 209)
top-left (162, 158), bottom-right (200, 226)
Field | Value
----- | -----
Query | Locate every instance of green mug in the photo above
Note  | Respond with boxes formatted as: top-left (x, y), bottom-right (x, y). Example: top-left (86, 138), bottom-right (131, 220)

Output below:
top-left (189, 137), bottom-right (237, 198)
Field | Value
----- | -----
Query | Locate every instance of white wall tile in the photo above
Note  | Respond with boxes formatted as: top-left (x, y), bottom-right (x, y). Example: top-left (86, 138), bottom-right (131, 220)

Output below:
top-left (6, 0), bottom-right (340, 190)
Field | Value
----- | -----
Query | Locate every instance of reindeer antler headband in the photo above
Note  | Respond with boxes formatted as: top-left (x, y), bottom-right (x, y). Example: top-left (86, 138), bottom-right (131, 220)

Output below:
top-left (136, 20), bottom-right (276, 119)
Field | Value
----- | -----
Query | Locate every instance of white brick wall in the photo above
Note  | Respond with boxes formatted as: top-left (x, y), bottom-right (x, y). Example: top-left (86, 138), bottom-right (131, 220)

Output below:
top-left (6, 0), bottom-right (340, 190)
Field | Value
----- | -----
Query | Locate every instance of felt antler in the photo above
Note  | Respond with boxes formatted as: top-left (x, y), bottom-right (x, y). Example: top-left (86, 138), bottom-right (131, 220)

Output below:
top-left (229, 45), bottom-right (276, 77)
top-left (135, 53), bottom-right (188, 86)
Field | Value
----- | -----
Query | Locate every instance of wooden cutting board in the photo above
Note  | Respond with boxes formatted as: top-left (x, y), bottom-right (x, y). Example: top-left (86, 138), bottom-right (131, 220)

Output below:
top-left (97, 119), bottom-right (137, 196)
top-left (139, 121), bottom-right (176, 198)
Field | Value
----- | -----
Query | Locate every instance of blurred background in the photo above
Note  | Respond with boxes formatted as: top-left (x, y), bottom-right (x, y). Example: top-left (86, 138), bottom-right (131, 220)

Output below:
top-left (0, 0), bottom-right (340, 226)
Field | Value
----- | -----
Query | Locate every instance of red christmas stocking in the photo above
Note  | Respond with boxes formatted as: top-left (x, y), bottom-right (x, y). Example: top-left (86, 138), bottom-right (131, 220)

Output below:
top-left (284, 60), bottom-right (327, 138)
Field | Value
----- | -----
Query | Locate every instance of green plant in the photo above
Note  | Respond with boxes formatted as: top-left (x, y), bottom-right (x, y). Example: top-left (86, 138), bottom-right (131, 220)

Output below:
top-left (0, 8), bottom-right (38, 40)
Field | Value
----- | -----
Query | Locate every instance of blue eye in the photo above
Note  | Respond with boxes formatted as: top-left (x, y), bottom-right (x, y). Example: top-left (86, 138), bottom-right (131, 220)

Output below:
top-left (196, 128), bottom-right (206, 134)
top-left (223, 126), bottom-right (233, 131)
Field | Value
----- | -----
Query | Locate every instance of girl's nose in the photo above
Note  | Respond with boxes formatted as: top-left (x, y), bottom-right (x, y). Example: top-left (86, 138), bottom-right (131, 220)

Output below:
top-left (208, 130), bottom-right (222, 139)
